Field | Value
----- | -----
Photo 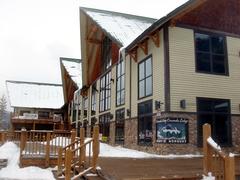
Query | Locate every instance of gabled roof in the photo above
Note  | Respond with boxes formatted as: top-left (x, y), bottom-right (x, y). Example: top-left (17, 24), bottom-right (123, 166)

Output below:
top-left (126, 0), bottom-right (202, 51)
top-left (80, 7), bottom-right (157, 47)
top-left (60, 58), bottom-right (82, 88)
top-left (6, 80), bottom-right (64, 109)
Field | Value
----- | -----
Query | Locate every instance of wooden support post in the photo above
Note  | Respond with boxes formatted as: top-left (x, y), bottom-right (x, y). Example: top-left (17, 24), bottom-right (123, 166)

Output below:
top-left (20, 129), bottom-right (27, 167)
top-left (80, 127), bottom-right (85, 166)
top-left (65, 148), bottom-right (72, 180)
top-left (1, 132), bottom-right (7, 143)
top-left (203, 123), bottom-right (211, 175)
top-left (92, 125), bottom-right (99, 171)
top-left (45, 132), bottom-right (51, 167)
top-left (71, 129), bottom-right (76, 150)
top-left (57, 147), bottom-right (63, 176)
top-left (225, 155), bottom-right (235, 180)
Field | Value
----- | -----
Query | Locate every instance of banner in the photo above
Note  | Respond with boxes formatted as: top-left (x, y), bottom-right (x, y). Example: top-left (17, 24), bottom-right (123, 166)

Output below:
top-left (156, 117), bottom-right (188, 144)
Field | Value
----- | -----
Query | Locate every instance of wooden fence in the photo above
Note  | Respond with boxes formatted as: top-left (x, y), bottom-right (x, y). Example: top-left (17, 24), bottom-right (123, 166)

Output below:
top-left (203, 124), bottom-right (235, 180)
top-left (57, 125), bottom-right (99, 180)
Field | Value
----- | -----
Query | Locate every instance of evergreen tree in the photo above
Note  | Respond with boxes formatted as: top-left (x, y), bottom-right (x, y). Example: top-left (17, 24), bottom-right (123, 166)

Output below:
top-left (0, 94), bottom-right (7, 127)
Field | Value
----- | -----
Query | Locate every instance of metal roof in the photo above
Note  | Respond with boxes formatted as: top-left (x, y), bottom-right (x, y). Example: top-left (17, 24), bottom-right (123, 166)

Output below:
top-left (60, 58), bottom-right (82, 89)
top-left (6, 81), bottom-right (64, 109)
top-left (80, 7), bottom-right (157, 47)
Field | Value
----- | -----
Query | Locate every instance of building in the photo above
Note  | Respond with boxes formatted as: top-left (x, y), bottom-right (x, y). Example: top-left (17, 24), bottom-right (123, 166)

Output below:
top-left (60, 57), bottom-right (82, 131)
top-left (78, 0), bottom-right (240, 154)
top-left (6, 80), bottom-right (65, 130)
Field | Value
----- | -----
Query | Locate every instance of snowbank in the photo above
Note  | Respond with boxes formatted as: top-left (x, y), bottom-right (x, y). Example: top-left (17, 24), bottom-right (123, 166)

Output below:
top-left (202, 173), bottom-right (215, 180)
top-left (0, 142), bottom-right (55, 180)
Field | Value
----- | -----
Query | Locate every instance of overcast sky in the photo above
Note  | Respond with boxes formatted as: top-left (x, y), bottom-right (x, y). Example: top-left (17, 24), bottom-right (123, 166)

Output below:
top-left (0, 0), bottom-right (188, 108)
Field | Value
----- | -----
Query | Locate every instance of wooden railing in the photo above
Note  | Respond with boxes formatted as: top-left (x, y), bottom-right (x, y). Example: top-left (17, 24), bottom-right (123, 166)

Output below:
top-left (57, 125), bottom-right (99, 180)
top-left (203, 124), bottom-right (235, 180)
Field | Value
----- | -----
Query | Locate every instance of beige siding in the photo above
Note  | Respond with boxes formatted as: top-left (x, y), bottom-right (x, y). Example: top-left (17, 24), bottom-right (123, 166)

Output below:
top-left (130, 30), bottom-right (165, 117)
top-left (169, 27), bottom-right (240, 114)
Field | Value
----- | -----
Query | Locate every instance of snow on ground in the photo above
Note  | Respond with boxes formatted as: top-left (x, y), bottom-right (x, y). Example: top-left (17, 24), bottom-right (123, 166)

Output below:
top-left (202, 173), bottom-right (215, 180)
top-left (0, 142), bottom-right (55, 180)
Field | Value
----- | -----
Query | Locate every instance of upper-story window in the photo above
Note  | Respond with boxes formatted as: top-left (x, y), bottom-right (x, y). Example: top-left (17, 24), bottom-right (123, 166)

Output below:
top-left (116, 60), bottom-right (125, 106)
top-left (102, 37), bottom-right (112, 72)
top-left (83, 97), bottom-right (88, 118)
top-left (91, 83), bottom-right (97, 116)
top-left (99, 71), bottom-right (111, 112)
top-left (195, 32), bottom-right (228, 75)
top-left (138, 56), bottom-right (152, 99)
top-left (38, 111), bottom-right (50, 119)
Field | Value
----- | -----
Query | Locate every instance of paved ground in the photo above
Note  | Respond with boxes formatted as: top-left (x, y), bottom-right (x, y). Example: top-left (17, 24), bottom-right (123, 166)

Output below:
top-left (97, 157), bottom-right (240, 180)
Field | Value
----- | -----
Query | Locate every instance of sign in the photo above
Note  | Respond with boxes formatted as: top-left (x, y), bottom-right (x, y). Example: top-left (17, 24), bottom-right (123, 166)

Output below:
top-left (156, 117), bottom-right (188, 144)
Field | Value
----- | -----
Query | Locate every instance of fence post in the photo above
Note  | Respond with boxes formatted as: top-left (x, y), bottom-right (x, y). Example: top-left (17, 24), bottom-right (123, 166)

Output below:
top-left (57, 147), bottom-right (63, 176)
top-left (80, 127), bottom-right (85, 166)
top-left (45, 132), bottom-right (51, 167)
top-left (71, 129), bottom-right (76, 150)
top-left (1, 132), bottom-right (7, 143)
top-left (225, 155), bottom-right (235, 180)
top-left (203, 123), bottom-right (211, 175)
top-left (92, 125), bottom-right (99, 171)
top-left (65, 148), bottom-right (72, 180)
top-left (20, 129), bottom-right (27, 153)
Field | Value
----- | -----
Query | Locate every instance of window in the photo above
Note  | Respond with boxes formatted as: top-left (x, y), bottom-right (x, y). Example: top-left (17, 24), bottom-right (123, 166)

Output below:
top-left (138, 100), bottom-right (153, 145)
top-left (83, 97), bottom-right (88, 118)
top-left (195, 32), bottom-right (228, 75)
top-left (20, 111), bottom-right (30, 116)
top-left (38, 111), bottom-right (50, 119)
top-left (138, 56), bottom-right (152, 99)
top-left (116, 60), bottom-right (125, 106)
top-left (115, 109), bottom-right (125, 144)
top-left (99, 113), bottom-right (111, 140)
top-left (91, 83), bottom-right (97, 116)
top-left (197, 97), bottom-right (232, 147)
top-left (102, 37), bottom-right (112, 72)
top-left (99, 71), bottom-right (111, 112)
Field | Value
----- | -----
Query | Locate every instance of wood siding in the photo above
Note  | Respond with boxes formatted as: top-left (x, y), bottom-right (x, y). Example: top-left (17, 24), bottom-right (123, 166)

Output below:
top-left (169, 27), bottom-right (240, 114)
top-left (130, 30), bottom-right (165, 117)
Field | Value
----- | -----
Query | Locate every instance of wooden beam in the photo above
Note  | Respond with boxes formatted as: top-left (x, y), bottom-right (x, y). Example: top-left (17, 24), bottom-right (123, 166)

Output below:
top-left (138, 40), bottom-right (148, 55)
top-left (86, 38), bottom-right (102, 44)
top-left (129, 48), bottom-right (138, 62)
top-left (87, 24), bottom-right (98, 40)
top-left (150, 30), bottom-right (160, 47)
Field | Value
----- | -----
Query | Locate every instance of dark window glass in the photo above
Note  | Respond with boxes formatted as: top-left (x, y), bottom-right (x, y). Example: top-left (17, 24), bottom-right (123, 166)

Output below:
top-left (138, 57), bottom-right (152, 98)
top-left (99, 71), bottom-right (111, 112)
top-left (116, 60), bottom-right (125, 106)
top-left (195, 33), bottom-right (228, 75)
top-left (99, 113), bottom-right (110, 140)
top-left (102, 37), bottom-right (112, 72)
top-left (138, 100), bottom-right (153, 146)
top-left (91, 83), bottom-right (97, 116)
top-left (197, 97), bottom-right (231, 147)
top-left (83, 98), bottom-right (88, 118)
top-left (38, 111), bottom-right (50, 119)
top-left (115, 109), bottom-right (125, 144)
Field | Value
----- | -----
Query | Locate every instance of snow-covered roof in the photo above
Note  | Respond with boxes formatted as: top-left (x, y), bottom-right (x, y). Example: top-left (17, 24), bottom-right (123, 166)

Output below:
top-left (60, 58), bottom-right (82, 88)
top-left (6, 81), bottom-right (64, 109)
top-left (81, 7), bottom-right (157, 47)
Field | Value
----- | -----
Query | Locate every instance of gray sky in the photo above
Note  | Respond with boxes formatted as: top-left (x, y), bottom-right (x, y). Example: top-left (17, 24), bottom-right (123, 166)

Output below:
top-left (0, 0), bottom-right (188, 108)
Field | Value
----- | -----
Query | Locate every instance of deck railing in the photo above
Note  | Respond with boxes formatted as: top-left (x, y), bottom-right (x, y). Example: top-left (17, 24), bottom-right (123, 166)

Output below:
top-left (57, 126), bottom-right (99, 180)
top-left (203, 124), bottom-right (235, 180)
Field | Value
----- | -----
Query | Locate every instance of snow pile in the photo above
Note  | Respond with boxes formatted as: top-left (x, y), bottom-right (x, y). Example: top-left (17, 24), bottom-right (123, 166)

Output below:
top-left (207, 137), bottom-right (221, 151)
top-left (202, 173), bottom-right (215, 180)
top-left (0, 142), bottom-right (55, 180)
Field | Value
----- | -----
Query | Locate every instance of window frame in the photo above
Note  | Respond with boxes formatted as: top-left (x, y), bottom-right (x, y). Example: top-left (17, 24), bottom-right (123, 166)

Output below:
top-left (99, 71), bottom-right (111, 112)
top-left (138, 55), bottom-right (153, 99)
top-left (196, 97), bottom-right (232, 147)
top-left (194, 31), bottom-right (229, 76)
top-left (115, 108), bottom-right (125, 144)
top-left (116, 59), bottom-right (125, 107)
top-left (91, 83), bottom-right (97, 116)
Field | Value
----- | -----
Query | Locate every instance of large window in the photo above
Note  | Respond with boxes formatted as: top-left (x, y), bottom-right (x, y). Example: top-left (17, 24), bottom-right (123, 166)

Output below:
top-left (195, 32), bottom-right (228, 75)
top-left (99, 113), bottom-right (111, 140)
top-left (91, 83), bottom-right (97, 116)
top-left (116, 60), bottom-right (125, 106)
top-left (99, 71), bottom-right (111, 112)
top-left (102, 37), bottom-right (112, 72)
top-left (197, 97), bottom-right (232, 147)
top-left (138, 100), bottom-right (153, 145)
top-left (138, 56), bottom-right (152, 99)
top-left (83, 97), bottom-right (88, 118)
top-left (115, 108), bottom-right (125, 144)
